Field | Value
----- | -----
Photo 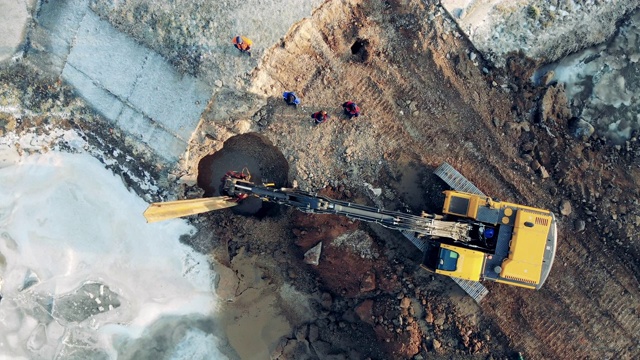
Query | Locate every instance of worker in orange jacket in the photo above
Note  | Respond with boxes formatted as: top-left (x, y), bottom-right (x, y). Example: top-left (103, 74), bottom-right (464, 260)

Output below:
top-left (232, 35), bottom-right (253, 55)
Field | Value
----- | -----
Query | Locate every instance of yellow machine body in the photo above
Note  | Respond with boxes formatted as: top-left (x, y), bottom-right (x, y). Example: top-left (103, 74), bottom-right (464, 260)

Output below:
top-left (434, 190), bottom-right (557, 289)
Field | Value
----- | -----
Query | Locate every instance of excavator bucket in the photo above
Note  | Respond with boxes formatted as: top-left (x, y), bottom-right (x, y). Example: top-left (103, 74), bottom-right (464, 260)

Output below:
top-left (143, 196), bottom-right (238, 223)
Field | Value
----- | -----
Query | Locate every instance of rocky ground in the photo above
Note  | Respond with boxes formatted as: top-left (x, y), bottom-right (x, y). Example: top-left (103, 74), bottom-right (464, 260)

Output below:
top-left (2, 0), bottom-right (640, 359)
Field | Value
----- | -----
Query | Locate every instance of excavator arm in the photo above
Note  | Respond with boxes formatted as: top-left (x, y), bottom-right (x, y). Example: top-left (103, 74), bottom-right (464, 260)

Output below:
top-left (224, 178), bottom-right (472, 241)
top-left (143, 177), bottom-right (473, 242)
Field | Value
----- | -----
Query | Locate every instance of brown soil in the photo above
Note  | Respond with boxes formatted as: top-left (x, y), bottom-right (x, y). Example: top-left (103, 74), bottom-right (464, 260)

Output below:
top-left (180, 0), bottom-right (640, 359)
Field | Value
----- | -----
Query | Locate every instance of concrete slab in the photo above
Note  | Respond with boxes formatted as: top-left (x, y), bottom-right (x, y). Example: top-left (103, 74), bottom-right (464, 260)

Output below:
top-left (36, 0), bottom-right (88, 42)
top-left (66, 11), bottom-right (149, 101)
top-left (61, 64), bottom-right (124, 121)
top-left (127, 51), bottom-right (212, 141)
top-left (116, 106), bottom-right (186, 162)
top-left (53, 8), bottom-right (213, 162)
top-left (28, 0), bottom-right (89, 74)
top-left (0, 0), bottom-right (36, 62)
top-left (27, 26), bottom-right (69, 72)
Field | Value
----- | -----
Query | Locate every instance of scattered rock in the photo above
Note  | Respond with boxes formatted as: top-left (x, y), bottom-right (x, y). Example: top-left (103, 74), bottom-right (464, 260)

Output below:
top-left (521, 153), bottom-right (533, 162)
top-left (304, 242), bottom-right (322, 265)
top-left (233, 119), bottom-right (251, 133)
top-left (320, 292), bottom-right (333, 309)
top-left (331, 230), bottom-right (379, 259)
top-left (355, 299), bottom-right (374, 325)
top-left (540, 70), bottom-right (555, 86)
top-left (568, 117), bottom-right (595, 140)
top-left (177, 175), bottom-right (197, 186)
top-left (538, 85), bottom-right (571, 123)
top-left (432, 338), bottom-right (441, 351)
top-left (308, 324), bottom-right (319, 342)
top-left (560, 200), bottom-right (572, 216)
top-left (539, 166), bottom-right (550, 179)
top-left (400, 296), bottom-right (411, 309)
top-left (574, 219), bottom-right (586, 232)
top-left (425, 309), bottom-right (434, 324)
top-left (360, 271), bottom-right (376, 292)
top-left (521, 141), bottom-right (536, 153)
top-left (295, 324), bottom-right (309, 341)
top-left (213, 263), bottom-right (238, 301)
top-left (311, 340), bottom-right (332, 358)
top-left (279, 339), bottom-right (312, 359)
top-left (530, 159), bottom-right (541, 171)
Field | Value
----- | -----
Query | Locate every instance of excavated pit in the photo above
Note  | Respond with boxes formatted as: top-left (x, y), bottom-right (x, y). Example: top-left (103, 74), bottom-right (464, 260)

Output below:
top-left (351, 38), bottom-right (370, 62)
top-left (197, 133), bottom-right (289, 216)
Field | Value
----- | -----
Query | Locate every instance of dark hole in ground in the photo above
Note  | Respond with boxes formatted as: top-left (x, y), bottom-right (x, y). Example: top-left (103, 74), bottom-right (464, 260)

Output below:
top-left (351, 38), bottom-right (370, 62)
top-left (197, 133), bottom-right (289, 217)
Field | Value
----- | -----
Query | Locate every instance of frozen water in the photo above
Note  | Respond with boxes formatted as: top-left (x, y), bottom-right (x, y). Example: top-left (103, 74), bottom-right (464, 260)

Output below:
top-left (535, 9), bottom-right (640, 143)
top-left (0, 144), bottom-right (227, 359)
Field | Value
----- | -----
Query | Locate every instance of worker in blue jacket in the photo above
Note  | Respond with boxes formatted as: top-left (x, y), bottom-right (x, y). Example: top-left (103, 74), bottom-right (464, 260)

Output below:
top-left (283, 91), bottom-right (300, 107)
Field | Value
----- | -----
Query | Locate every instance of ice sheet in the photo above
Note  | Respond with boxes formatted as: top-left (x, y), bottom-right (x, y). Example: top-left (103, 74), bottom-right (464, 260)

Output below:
top-left (0, 147), bottom-right (226, 359)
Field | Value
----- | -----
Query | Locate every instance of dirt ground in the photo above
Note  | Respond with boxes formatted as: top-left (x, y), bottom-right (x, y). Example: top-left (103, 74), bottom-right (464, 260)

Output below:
top-left (183, 0), bottom-right (640, 359)
top-left (2, 0), bottom-right (640, 359)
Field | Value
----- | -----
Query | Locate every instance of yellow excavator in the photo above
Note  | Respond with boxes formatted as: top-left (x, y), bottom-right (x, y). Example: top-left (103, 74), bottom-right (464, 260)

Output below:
top-left (144, 163), bottom-right (557, 299)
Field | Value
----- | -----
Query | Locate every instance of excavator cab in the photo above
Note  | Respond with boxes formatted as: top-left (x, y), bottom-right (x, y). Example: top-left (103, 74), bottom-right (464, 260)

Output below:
top-left (421, 242), bottom-right (486, 282)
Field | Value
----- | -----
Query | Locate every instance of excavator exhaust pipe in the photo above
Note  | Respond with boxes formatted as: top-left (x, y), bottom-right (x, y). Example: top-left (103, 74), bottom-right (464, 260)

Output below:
top-left (143, 196), bottom-right (238, 223)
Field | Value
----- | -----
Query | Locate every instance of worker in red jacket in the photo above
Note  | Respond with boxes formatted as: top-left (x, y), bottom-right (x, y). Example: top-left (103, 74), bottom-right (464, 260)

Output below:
top-left (232, 35), bottom-right (253, 55)
top-left (342, 101), bottom-right (360, 119)
top-left (311, 111), bottom-right (329, 125)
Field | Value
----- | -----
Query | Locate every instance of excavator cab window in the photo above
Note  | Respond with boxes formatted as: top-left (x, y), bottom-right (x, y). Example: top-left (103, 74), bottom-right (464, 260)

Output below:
top-left (421, 242), bottom-right (441, 271)
top-left (448, 196), bottom-right (470, 216)
top-left (438, 248), bottom-right (459, 271)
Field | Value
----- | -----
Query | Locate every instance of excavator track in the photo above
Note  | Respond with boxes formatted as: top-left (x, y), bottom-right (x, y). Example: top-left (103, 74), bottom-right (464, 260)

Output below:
top-left (432, 162), bottom-right (490, 303)
top-left (434, 162), bottom-right (486, 196)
